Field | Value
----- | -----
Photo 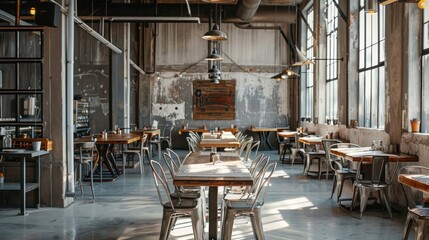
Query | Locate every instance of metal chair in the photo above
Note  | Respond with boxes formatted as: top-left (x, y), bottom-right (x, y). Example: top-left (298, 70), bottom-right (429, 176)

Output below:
top-left (221, 162), bottom-right (277, 240)
top-left (122, 134), bottom-right (149, 175)
top-left (398, 166), bottom-right (429, 240)
top-left (320, 139), bottom-right (342, 179)
top-left (327, 143), bottom-right (360, 203)
top-left (290, 133), bottom-right (306, 166)
top-left (149, 160), bottom-right (205, 240)
top-left (350, 154), bottom-right (399, 219)
top-left (160, 125), bottom-right (175, 149)
top-left (242, 140), bottom-right (260, 163)
top-left (74, 140), bottom-right (96, 200)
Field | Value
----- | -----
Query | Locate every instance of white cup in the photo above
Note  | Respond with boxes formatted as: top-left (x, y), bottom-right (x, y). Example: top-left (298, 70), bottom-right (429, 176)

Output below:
top-left (32, 141), bottom-right (41, 151)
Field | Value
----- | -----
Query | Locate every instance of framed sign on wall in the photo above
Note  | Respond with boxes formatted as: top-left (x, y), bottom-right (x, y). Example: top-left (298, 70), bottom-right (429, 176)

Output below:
top-left (193, 80), bottom-right (235, 120)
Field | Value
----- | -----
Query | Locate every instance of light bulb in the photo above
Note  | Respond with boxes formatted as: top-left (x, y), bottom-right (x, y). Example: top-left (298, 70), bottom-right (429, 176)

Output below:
top-left (30, 7), bottom-right (36, 16)
top-left (418, 0), bottom-right (425, 9)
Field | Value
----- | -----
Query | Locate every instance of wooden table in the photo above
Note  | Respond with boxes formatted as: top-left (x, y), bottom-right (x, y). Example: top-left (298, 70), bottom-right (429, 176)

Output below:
top-left (132, 128), bottom-right (161, 160)
top-left (247, 127), bottom-right (288, 150)
top-left (299, 136), bottom-right (323, 146)
top-left (0, 150), bottom-right (49, 215)
top-left (174, 151), bottom-right (253, 240)
top-left (199, 132), bottom-right (240, 151)
top-left (277, 131), bottom-right (297, 139)
top-left (398, 174), bottom-right (429, 193)
top-left (76, 133), bottom-right (140, 180)
top-left (178, 128), bottom-right (209, 135)
top-left (330, 147), bottom-right (419, 162)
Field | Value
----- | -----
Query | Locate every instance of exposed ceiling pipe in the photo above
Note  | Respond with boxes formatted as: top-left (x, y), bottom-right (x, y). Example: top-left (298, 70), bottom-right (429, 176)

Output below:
top-left (76, 5), bottom-right (296, 24)
top-left (235, 0), bottom-right (263, 21)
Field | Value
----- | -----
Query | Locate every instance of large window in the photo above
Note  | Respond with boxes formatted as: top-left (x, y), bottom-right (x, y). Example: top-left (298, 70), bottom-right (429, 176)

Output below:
top-left (358, 0), bottom-right (385, 129)
top-left (422, 7), bottom-right (429, 133)
top-left (300, 6), bottom-right (314, 121)
top-left (326, 0), bottom-right (338, 123)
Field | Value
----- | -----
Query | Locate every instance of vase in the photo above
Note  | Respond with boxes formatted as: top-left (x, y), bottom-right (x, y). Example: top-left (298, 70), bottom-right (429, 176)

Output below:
top-left (410, 120), bottom-right (420, 133)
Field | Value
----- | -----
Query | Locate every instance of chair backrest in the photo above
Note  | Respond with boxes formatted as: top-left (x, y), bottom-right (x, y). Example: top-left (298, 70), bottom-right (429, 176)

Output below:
top-left (76, 141), bottom-right (96, 160)
top-left (321, 139), bottom-right (342, 159)
top-left (188, 131), bottom-right (201, 143)
top-left (398, 166), bottom-right (429, 209)
top-left (250, 162), bottom-right (277, 209)
top-left (166, 148), bottom-right (182, 166)
top-left (149, 160), bottom-right (176, 210)
top-left (186, 137), bottom-right (198, 152)
top-left (249, 154), bottom-right (270, 178)
top-left (243, 141), bottom-right (260, 162)
top-left (238, 137), bottom-right (253, 157)
top-left (356, 155), bottom-right (398, 186)
top-left (139, 134), bottom-right (148, 150)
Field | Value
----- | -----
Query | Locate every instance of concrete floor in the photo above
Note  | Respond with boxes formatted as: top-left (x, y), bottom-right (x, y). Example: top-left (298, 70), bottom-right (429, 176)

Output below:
top-left (0, 150), bottom-right (408, 240)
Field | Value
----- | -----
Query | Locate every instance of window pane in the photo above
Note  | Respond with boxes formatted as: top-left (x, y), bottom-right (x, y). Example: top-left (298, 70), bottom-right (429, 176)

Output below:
top-left (18, 31), bottom-right (42, 58)
top-left (0, 63), bottom-right (17, 89)
top-left (0, 31), bottom-right (16, 58)
top-left (18, 63), bottom-right (42, 90)
top-left (422, 55), bottom-right (429, 133)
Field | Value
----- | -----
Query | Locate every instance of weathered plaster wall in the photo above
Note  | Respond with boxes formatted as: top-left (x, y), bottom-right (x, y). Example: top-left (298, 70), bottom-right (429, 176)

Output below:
top-left (144, 72), bottom-right (289, 148)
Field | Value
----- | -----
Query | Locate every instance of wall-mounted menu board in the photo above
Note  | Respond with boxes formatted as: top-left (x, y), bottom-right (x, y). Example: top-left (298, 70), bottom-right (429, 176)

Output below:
top-left (193, 80), bottom-right (235, 120)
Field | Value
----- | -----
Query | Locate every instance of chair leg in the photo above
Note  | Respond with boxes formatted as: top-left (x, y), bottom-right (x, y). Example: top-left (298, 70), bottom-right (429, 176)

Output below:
top-left (79, 163), bottom-right (83, 196)
top-left (379, 190), bottom-right (393, 219)
top-left (160, 210), bottom-right (173, 240)
top-left (290, 149), bottom-right (297, 166)
top-left (221, 209), bottom-right (235, 240)
top-left (251, 210), bottom-right (265, 240)
top-left (137, 153), bottom-right (143, 175)
top-left (415, 218), bottom-right (429, 240)
top-left (330, 174), bottom-right (337, 199)
top-left (402, 212), bottom-right (414, 240)
top-left (89, 161), bottom-right (95, 200)
top-left (122, 153), bottom-right (126, 175)
top-left (359, 188), bottom-right (371, 218)
top-left (350, 184), bottom-right (358, 213)
top-left (190, 208), bottom-right (204, 240)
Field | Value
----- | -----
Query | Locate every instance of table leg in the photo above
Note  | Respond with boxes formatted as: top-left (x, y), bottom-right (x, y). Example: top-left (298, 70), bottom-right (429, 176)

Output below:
top-left (258, 132), bottom-right (273, 150)
top-left (19, 157), bottom-right (26, 215)
top-left (208, 186), bottom-right (218, 240)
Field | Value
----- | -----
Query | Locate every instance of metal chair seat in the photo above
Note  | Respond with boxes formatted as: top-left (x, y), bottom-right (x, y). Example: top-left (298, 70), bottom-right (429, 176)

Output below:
top-left (74, 141), bottom-right (96, 200)
top-left (399, 166), bottom-right (429, 240)
top-left (122, 134), bottom-right (149, 175)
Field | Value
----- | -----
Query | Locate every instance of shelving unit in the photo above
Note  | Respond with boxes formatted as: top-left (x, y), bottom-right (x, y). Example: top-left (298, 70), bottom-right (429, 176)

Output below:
top-left (73, 100), bottom-right (90, 137)
top-left (0, 28), bottom-right (44, 138)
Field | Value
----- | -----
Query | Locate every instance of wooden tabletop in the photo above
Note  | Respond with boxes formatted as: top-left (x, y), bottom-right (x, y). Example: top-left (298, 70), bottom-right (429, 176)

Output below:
top-left (299, 136), bottom-right (323, 145)
top-left (330, 147), bottom-right (419, 162)
top-left (173, 152), bottom-right (253, 187)
top-left (247, 127), bottom-right (288, 132)
top-left (178, 128), bottom-right (210, 134)
top-left (199, 132), bottom-right (240, 148)
top-left (398, 174), bottom-right (429, 194)
top-left (277, 131), bottom-right (297, 138)
top-left (76, 133), bottom-right (141, 145)
top-left (132, 128), bottom-right (160, 135)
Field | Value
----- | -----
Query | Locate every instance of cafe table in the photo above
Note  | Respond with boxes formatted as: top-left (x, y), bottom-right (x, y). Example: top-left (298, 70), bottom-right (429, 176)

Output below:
top-left (131, 128), bottom-right (161, 160)
top-left (178, 128), bottom-right (209, 135)
top-left (0, 149), bottom-right (49, 215)
top-left (199, 132), bottom-right (240, 152)
top-left (173, 151), bottom-right (253, 240)
top-left (330, 147), bottom-right (419, 162)
top-left (76, 133), bottom-right (140, 181)
top-left (247, 127), bottom-right (288, 150)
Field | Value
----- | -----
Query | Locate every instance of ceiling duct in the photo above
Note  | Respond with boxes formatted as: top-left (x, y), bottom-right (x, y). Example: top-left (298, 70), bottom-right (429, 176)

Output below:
top-left (236, 0), bottom-right (263, 21)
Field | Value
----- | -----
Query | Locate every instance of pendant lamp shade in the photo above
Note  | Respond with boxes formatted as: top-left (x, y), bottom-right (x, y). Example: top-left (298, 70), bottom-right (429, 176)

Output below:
top-left (206, 48), bottom-right (223, 61)
top-left (203, 24), bottom-right (227, 41)
top-left (292, 45), bottom-right (314, 66)
top-left (365, 0), bottom-right (378, 14)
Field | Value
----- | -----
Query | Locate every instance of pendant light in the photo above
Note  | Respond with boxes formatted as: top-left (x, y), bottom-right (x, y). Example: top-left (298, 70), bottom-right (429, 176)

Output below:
top-left (206, 46), bottom-right (223, 61)
top-left (365, 0), bottom-right (378, 14)
top-left (202, 24), bottom-right (228, 41)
